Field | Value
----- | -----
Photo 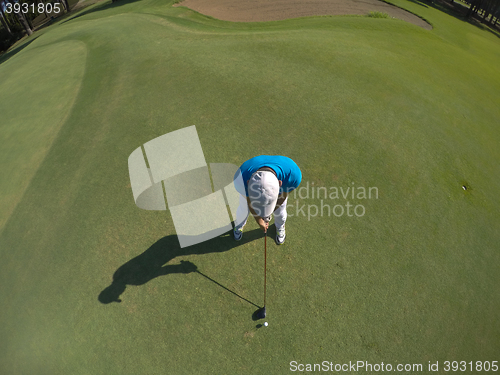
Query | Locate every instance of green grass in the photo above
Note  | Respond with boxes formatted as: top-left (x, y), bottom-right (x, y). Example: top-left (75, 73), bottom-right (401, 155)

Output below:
top-left (0, 0), bottom-right (499, 374)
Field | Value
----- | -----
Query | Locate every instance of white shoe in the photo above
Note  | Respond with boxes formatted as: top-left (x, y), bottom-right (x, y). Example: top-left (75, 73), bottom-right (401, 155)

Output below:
top-left (276, 227), bottom-right (285, 245)
top-left (233, 228), bottom-right (243, 241)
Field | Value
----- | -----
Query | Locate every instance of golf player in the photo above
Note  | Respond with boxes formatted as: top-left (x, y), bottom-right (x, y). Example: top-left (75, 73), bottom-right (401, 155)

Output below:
top-left (233, 155), bottom-right (302, 245)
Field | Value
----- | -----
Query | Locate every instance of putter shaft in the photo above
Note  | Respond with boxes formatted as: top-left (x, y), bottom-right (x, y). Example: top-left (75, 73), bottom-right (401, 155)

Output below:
top-left (264, 229), bottom-right (267, 307)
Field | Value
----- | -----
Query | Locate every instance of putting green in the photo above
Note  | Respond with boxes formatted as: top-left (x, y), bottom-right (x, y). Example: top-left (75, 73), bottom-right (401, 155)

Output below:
top-left (0, 0), bottom-right (498, 374)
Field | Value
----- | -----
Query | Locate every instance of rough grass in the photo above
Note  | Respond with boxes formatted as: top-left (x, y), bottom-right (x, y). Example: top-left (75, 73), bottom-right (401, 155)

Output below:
top-left (367, 11), bottom-right (390, 18)
top-left (0, 0), bottom-right (499, 374)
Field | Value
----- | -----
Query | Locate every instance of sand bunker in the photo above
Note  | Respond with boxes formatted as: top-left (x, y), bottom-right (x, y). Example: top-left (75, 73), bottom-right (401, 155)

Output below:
top-left (174, 0), bottom-right (431, 30)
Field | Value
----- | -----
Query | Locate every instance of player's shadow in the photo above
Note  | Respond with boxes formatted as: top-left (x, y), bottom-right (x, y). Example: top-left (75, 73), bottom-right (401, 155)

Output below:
top-left (98, 228), bottom-right (264, 305)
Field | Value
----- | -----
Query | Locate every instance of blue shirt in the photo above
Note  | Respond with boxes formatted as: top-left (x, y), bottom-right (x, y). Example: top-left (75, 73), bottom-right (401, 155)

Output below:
top-left (234, 155), bottom-right (302, 196)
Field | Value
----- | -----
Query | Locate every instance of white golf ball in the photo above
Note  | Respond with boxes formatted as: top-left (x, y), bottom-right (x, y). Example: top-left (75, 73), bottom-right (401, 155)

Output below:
top-left (264, 322), bottom-right (268, 327)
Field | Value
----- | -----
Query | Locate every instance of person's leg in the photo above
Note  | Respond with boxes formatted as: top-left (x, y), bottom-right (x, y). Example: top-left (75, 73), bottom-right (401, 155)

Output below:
top-left (273, 197), bottom-right (288, 244)
top-left (234, 194), bottom-right (249, 234)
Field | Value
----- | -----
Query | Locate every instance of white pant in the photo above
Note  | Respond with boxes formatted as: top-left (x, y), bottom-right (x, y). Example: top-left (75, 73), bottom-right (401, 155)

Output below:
top-left (234, 194), bottom-right (288, 231)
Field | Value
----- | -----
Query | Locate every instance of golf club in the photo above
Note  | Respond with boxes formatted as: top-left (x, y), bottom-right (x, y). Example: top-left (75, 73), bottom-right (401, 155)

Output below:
top-left (254, 225), bottom-right (267, 319)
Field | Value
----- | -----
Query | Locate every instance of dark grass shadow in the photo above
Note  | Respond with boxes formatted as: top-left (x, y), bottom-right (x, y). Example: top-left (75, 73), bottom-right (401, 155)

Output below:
top-left (33, 0), bottom-right (104, 30)
top-left (98, 228), bottom-right (264, 306)
top-left (0, 1), bottom-right (93, 44)
top-left (402, 0), bottom-right (430, 8)
top-left (0, 36), bottom-right (40, 66)
top-left (464, 12), bottom-right (500, 38)
top-left (404, 0), bottom-right (500, 37)
top-left (0, 0), bottom-right (113, 56)
top-left (60, 0), bottom-right (141, 24)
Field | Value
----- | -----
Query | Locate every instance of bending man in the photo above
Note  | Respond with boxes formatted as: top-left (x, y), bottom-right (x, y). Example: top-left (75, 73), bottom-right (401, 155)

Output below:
top-left (233, 155), bottom-right (302, 245)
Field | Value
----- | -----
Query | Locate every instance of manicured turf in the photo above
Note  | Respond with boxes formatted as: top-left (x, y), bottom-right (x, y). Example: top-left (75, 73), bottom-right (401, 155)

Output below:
top-left (0, 1), bottom-right (499, 374)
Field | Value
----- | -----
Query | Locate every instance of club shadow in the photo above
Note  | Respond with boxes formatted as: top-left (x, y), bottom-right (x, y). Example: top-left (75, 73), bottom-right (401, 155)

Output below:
top-left (98, 228), bottom-right (264, 304)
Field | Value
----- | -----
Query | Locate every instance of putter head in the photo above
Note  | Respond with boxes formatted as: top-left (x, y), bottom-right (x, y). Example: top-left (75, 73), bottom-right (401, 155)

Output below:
top-left (253, 306), bottom-right (266, 321)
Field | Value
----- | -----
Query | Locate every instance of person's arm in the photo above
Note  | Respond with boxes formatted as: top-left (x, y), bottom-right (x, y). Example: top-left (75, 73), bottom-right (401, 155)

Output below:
top-left (246, 196), bottom-right (269, 232)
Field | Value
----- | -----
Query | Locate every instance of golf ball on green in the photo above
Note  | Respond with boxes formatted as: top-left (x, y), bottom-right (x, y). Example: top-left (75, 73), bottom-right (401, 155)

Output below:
top-left (264, 322), bottom-right (268, 327)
